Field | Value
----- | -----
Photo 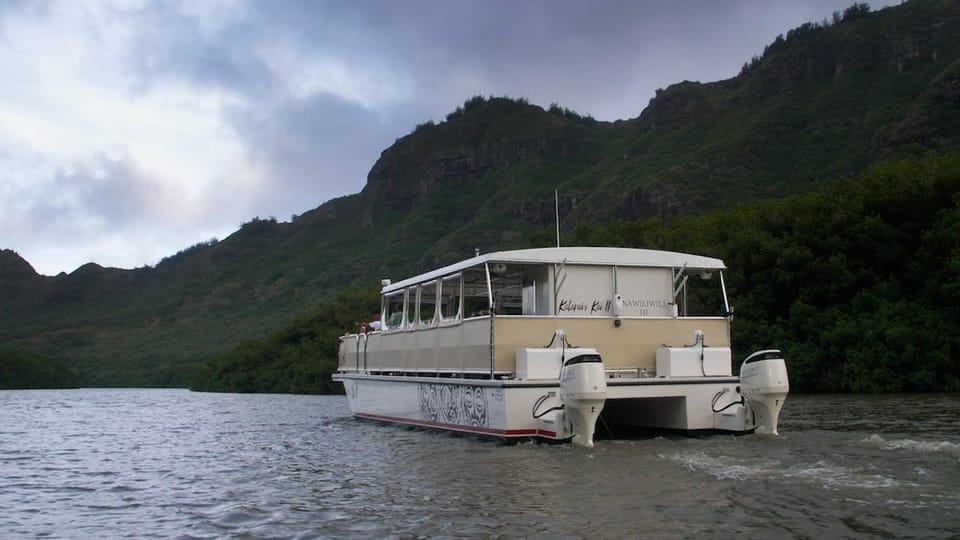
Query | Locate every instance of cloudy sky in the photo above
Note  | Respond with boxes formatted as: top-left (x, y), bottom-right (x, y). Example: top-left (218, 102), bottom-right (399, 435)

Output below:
top-left (1, 0), bottom-right (895, 275)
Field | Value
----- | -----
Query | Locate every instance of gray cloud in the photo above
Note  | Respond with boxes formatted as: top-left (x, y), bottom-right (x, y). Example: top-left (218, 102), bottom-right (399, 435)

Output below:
top-left (19, 154), bottom-right (165, 237)
top-left (119, 1), bottom-right (877, 119)
top-left (236, 0), bottom-right (873, 119)
top-left (225, 91), bottom-right (396, 216)
top-left (120, 3), bottom-right (272, 97)
top-left (4, 151), bottom-right (241, 273)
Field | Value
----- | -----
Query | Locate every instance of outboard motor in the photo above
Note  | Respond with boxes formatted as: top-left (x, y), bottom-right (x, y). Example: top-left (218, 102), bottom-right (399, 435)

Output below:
top-left (740, 349), bottom-right (789, 435)
top-left (559, 349), bottom-right (607, 448)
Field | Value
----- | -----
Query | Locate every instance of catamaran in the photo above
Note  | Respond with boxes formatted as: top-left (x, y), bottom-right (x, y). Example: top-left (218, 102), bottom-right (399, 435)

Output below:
top-left (333, 247), bottom-right (788, 447)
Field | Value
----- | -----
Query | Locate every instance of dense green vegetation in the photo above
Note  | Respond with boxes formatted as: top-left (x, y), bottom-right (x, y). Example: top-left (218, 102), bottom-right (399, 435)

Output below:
top-left (558, 152), bottom-right (960, 392)
top-left (191, 289), bottom-right (378, 393)
top-left (0, 349), bottom-right (79, 389)
top-left (2, 0), bottom-right (958, 388)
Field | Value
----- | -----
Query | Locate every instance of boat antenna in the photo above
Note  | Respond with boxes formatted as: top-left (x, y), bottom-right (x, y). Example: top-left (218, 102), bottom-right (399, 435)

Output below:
top-left (555, 189), bottom-right (560, 248)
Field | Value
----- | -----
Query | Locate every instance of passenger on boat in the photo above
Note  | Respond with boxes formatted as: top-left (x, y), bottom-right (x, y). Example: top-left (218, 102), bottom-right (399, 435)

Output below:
top-left (369, 315), bottom-right (382, 331)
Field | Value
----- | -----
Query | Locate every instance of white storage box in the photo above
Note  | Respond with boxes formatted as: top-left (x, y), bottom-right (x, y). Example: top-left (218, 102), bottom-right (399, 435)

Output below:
top-left (656, 346), bottom-right (732, 377)
top-left (516, 348), bottom-right (563, 380)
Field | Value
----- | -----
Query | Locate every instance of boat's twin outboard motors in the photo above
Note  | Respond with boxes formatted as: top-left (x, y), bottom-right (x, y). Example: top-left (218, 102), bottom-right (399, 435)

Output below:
top-left (740, 349), bottom-right (790, 435)
top-left (559, 349), bottom-right (607, 448)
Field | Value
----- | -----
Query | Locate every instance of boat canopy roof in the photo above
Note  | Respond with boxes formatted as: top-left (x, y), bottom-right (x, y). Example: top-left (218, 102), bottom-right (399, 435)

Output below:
top-left (382, 247), bottom-right (726, 294)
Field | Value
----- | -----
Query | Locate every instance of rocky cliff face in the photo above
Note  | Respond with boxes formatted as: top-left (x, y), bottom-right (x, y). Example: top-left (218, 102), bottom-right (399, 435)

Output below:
top-left (871, 58), bottom-right (960, 158)
top-left (357, 97), bottom-right (596, 228)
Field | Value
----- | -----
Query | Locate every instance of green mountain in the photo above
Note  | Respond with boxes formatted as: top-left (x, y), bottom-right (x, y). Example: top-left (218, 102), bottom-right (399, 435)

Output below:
top-left (2, 0), bottom-right (959, 388)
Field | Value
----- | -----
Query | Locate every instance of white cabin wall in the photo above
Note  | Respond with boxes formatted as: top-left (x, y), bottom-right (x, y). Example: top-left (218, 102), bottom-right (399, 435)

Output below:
top-left (616, 268), bottom-right (675, 317)
top-left (553, 265), bottom-right (673, 317)
top-left (493, 316), bottom-right (730, 372)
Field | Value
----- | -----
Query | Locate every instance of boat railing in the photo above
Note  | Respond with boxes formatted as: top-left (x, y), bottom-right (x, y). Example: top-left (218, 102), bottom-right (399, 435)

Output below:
top-left (339, 316), bottom-right (494, 377)
top-left (340, 314), bottom-right (732, 378)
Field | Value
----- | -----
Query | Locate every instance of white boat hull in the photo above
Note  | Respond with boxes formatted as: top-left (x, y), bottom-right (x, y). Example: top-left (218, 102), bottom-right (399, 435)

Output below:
top-left (335, 373), bottom-right (748, 441)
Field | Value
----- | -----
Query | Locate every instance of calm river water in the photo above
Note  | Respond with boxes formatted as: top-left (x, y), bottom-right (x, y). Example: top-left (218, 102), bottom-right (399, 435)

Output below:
top-left (1, 389), bottom-right (958, 538)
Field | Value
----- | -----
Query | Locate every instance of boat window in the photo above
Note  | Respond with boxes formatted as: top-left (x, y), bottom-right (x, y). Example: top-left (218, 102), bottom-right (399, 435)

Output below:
top-left (384, 291), bottom-right (406, 330)
top-left (419, 280), bottom-right (437, 326)
top-left (463, 267), bottom-right (491, 317)
top-left (490, 271), bottom-right (523, 315)
top-left (405, 286), bottom-right (417, 327)
top-left (460, 263), bottom-right (525, 317)
top-left (439, 274), bottom-right (462, 322)
top-left (680, 270), bottom-right (727, 316)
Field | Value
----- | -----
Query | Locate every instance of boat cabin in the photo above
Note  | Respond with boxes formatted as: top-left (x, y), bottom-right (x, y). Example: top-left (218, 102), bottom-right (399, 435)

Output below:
top-left (339, 247), bottom-right (733, 380)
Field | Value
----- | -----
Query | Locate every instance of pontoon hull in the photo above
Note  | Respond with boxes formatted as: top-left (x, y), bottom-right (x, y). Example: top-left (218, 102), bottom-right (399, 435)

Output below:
top-left (334, 373), bottom-right (747, 441)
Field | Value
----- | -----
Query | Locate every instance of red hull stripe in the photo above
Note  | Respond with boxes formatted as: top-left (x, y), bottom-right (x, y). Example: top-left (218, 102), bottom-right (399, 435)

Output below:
top-left (355, 412), bottom-right (558, 439)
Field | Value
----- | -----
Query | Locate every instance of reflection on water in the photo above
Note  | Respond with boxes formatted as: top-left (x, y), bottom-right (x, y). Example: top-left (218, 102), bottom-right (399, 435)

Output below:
top-left (1, 390), bottom-right (958, 538)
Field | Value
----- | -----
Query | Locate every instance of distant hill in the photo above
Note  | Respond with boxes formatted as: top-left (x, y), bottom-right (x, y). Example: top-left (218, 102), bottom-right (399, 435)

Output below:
top-left (2, 0), bottom-right (959, 387)
top-left (0, 348), bottom-right (79, 390)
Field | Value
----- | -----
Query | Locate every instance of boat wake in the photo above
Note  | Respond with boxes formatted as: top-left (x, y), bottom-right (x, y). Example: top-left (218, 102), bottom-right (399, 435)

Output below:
top-left (659, 451), bottom-right (903, 489)
top-left (860, 434), bottom-right (960, 453)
